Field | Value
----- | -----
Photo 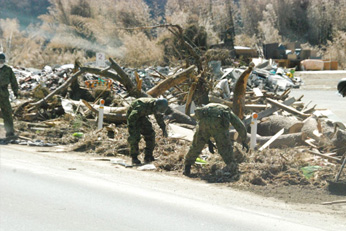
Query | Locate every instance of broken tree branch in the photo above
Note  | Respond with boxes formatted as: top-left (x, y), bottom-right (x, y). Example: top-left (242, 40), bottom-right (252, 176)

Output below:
top-left (307, 150), bottom-right (342, 163)
top-left (232, 64), bottom-right (254, 120)
top-left (109, 58), bottom-right (147, 98)
top-left (185, 82), bottom-right (197, 116)
top-left (146, 65), bottom-right (196, 97)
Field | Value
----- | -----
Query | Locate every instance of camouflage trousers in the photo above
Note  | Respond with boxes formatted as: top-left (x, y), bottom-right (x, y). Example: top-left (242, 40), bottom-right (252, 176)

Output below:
top-left (128, 116), bottom-right (155, 158)
top-left (0, 97), bottom-right (14, 137)
top-left (184, 117), bottom-right (234, 165)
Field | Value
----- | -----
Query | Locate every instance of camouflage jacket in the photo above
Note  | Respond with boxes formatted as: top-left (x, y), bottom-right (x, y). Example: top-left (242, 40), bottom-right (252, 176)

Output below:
top-left (195, 103), bottom-right (247, 142)
top-left (127, 98), bottom-right (166, 129)
top-left (0, 65), bottom-right (18, 98)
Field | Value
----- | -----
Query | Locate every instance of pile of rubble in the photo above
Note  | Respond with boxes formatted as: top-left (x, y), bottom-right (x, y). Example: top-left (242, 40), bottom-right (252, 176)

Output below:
top-left (3, 58), bottom-right (346, 192)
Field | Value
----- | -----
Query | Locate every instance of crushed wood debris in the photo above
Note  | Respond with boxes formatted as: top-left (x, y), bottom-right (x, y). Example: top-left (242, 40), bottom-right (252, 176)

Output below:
top-left (1, 58), bottom-right (345, 192)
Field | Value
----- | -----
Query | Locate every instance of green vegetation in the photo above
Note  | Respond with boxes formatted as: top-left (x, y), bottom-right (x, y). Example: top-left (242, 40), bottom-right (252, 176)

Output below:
top-left (0, 0), bottom-right (345, 68)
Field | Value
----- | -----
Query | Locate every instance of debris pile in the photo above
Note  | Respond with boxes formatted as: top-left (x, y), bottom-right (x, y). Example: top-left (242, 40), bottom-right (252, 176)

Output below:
top-left (2, 58), bottom-right (345, 192)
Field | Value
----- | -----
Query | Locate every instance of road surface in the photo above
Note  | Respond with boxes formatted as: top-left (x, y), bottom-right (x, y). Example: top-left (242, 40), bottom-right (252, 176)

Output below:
top-left (1, 146), bottom-right (345, 231)
top-left (291, 71), bottom-right (346, 124)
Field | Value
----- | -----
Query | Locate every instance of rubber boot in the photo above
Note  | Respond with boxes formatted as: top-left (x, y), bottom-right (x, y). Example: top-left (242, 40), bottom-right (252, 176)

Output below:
top-left (144, 155), bottom-right (155, 163)
top-left (132, 156), bottom-right (142, 165)
top-left (183, 164), bottom-right (191, 176)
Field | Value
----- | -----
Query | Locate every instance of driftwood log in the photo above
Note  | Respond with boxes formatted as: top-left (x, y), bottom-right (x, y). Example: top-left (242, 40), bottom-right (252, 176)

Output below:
top-left (146, 65), bottom-right (196, 97)
top-left (232, 63), bottom-right (254, 119)
top-left (257, 115), bottom-right (299, 136)
top-left (81, 100), bottom-right (127, 124)
top-left (250, 132), bottom-right (305, 149)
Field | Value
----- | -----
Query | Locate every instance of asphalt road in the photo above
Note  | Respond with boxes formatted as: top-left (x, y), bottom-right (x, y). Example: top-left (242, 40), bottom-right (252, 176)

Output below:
top-left (291, 70), bottom-right (346, 124)
top-left (1, 146), bottom-right (345, 231)
top-left (290, 89), bottom-right (346, 124)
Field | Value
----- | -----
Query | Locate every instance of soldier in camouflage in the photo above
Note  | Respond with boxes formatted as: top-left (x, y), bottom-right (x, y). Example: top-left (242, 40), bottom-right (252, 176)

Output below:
top-left (183, 103), bottom-right (249, 176)
top-left (0, 53), bottom-right (19, 138)
top-left (127, 97), bottom-right (168, 165)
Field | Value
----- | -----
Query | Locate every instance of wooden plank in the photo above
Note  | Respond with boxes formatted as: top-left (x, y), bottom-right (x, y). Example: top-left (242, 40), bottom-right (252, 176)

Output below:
top-left (307, 150), bottom-right (342, 163)
top-left (266, 98), bottom-right (311, 118)
top-left (252, 87), bottom-right (263, 97)
top-left (146, 65), bottom-right (195, 97)
top-left (258, 128), bottom-right (284, 151)
top-left (322, 200), bottom-right (346, 205)
top-left (304, 138), bottom-right (318, 148)
top-left (244, 97), bottom-right (296, 126)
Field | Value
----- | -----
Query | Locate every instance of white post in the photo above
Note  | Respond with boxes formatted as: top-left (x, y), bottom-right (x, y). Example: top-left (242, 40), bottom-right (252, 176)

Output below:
top-left (250, 113), bottom-right (258, 150)
top-left (98, 99), bottom-right (105, 129)
top-left (96, 52), bottom-right (106, 67)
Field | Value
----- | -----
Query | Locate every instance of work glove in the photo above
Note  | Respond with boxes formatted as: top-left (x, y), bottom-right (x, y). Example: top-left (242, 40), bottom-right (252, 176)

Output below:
top-left (208, 140), bottom-right (216, 154)
top-left (242, 142), bottom-right (249, 153)
top-left (162, 128), bottom-right (168, 138)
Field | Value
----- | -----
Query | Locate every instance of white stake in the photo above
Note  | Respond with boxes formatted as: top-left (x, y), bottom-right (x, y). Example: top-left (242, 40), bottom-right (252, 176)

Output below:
top-left (98, 99), bottom-right (105, 129)
top-left (250, 113), bottom-right (258, 150)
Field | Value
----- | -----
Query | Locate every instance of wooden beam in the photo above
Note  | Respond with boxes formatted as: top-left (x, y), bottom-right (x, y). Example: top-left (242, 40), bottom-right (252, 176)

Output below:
top-left (258, 128), bottom-right (284, 151)
top-left (243, 97), bottom-right (296, 126)
top-left (322, 200), bottom-right (346, 205)
top-left (307, 150), bottom-right (342, 163)
top-left (266, 98), bottom-right (311, 118)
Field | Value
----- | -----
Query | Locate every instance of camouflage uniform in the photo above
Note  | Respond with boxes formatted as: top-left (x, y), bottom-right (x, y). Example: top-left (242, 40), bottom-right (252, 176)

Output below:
top-left (127, 98), bottom-right (166, 158)
top-left (184, 103), bottom-right (247, 166)
top-left (0, 64), bottom-right (19, 137)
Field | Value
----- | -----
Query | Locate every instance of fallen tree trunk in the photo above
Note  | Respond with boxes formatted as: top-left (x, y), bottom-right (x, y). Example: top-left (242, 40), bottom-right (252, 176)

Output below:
top-left (165, 106), bottom-right (196, 125)
top-left (80, 67), bottom-right (122, 83)
top-left (109, 58), bottom-right (147, 98)
top-left (240, 132), bottom-right (306, 149)
top-left (81, 100), bottom-right (127, 123)
top-left (257, 115), bottom-right (299, 136)
top-left (146, 65), bottom-right (196, 97)
top-left (301, 117), bottom-right (321, 141)
top-left (103, 114), bottom-right (127, 123)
